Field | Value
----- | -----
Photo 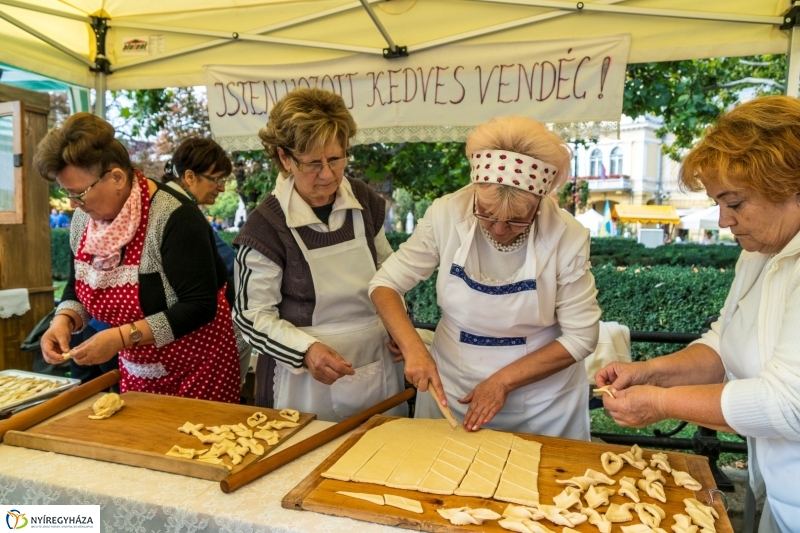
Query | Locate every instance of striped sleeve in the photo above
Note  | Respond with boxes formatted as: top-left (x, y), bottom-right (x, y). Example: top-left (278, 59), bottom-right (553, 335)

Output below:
top-left (233, 246), bottom-right (316, 372)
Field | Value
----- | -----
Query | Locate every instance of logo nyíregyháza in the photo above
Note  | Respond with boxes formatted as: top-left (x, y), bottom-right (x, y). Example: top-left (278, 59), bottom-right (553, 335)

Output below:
top-left (6, 510), bottom-right (27, 530)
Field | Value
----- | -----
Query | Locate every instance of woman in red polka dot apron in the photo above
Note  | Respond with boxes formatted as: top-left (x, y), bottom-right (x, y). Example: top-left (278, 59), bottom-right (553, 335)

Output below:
top-left (73, 172), bottom-right (240, 402)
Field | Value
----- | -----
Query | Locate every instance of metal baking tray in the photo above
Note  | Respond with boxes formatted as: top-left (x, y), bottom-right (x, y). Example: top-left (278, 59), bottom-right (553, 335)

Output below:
top-left (0, 369), bottom-right (80, 411)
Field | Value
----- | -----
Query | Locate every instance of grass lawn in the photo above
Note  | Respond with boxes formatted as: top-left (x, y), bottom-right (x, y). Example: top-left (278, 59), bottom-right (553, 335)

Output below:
top-left (54, 280), bottom-right (66, 301)
top-left (591, 409), bottom-right (747, 468)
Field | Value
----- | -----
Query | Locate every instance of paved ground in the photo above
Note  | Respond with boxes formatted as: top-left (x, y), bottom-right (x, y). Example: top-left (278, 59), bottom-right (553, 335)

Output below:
top-left (721, 466), bottom-right (764, 533)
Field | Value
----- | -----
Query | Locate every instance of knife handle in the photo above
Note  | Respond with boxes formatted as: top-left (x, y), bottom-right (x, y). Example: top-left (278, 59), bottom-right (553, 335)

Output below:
top-left (428, 380), bottom-right (459, 429)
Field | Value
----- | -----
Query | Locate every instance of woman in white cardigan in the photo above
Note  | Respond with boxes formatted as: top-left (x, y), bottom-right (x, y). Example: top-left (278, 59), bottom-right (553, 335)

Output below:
top-left (597, 95), bottom-right (800, 532)
top-left (370, 116), bottom-right (601, 438)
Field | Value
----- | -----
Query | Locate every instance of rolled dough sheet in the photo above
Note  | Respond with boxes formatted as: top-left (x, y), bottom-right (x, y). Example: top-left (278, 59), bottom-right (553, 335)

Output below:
top-left (493, 436), bottom-right (542, 507)
top-left (385, 420), bottom-right (454, 490)
top-left (455, 430), bottom-right (513, 497)
top-left (351, 419), bottom-right (434, 484)
top-left (322, 418), bottom-right (414, 481)
top-left (417, 427), bottom-right (486, 494)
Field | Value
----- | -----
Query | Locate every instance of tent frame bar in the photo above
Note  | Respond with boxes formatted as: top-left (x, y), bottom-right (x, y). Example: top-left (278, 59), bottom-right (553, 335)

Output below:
top-left (479, 0), bottom-right (781, 25)
top-left (0, 0), bottom-right (90, 23)
top-left (414, 0), bottom-right (628, 52)
top-left (0, 8), bottom-right (94, 67)
top-left (357, 0), bottom-right (406, 58)
top-left (111, 0), bottom-right (387, 72)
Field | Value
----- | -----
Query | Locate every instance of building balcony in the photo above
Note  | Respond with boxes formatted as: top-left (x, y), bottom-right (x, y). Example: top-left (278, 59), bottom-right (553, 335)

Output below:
top-left (579, 175), bottom-right (632, 192)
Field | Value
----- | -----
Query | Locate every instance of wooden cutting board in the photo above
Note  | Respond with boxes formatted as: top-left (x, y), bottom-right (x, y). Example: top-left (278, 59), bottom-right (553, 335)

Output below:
top-left (284, 415), bottom-right (732, 533)
top-left (4, 391), bottom-right (315, 481)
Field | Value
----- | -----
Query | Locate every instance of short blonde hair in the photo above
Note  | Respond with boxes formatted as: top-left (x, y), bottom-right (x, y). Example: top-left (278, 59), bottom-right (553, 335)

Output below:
top-left (466, 116), bottom-right (570, 219)
top-left (258, 88), bottom-right (357, 175)
top-left (474, 183), bottom-right (540, 221)
top-left (680, 95), bottom-right (800, 202)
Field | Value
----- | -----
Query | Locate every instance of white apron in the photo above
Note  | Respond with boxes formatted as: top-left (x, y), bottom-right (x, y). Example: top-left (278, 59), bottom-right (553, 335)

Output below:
top-left (415, 220), bottom-right (589, 440)
top-left (273, 210), bottom-right (406, 422)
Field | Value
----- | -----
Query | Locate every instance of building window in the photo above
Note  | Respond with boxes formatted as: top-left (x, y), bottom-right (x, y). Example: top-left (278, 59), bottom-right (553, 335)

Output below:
top-left (590, 149), bottom-right (602, 176)
top-left (610, 147), bottom-right (623, 176)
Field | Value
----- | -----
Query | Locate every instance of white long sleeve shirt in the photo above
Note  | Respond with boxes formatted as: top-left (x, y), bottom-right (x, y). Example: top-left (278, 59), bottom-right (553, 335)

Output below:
top-left (233, 176), bottom-right (393, 370)
top-left (692, 230), bottom-right (800, 529)
top-left (369, 185), bottom-right (600, 361)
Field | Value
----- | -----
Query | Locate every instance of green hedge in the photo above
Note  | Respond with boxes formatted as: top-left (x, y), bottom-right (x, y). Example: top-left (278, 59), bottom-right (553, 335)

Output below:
top-left (216, 231), bottom-right (237, 247)
top-left (51, 229), bottom-right (71, 281)
top-left (385, 232), bottom-right (736, 359)
top-left (590, 237), bottom-right (742, 269)
top-left (50, 230), bottom-right (736, 358)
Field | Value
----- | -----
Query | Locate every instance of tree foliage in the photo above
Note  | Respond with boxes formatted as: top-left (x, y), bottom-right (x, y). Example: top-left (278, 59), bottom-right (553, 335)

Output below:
top-left (556, 179), bottom-right (590, 213)
top-left (623, 55), bottom-right (785, 159)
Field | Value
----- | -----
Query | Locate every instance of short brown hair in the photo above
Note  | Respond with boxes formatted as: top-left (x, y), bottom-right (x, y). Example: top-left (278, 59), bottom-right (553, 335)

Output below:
top-left (34, 112), bottom-right (134, 182)
top-left (163, 137), bottom-right (232, 183)
top-left (680, 95), bottom-right (800, 202)
top-left (258, 88), bottom-right (357, 175)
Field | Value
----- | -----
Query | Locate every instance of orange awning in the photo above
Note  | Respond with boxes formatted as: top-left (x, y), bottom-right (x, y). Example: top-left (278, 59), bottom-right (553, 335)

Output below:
top-left (611, 204), bottom-right (680, 224)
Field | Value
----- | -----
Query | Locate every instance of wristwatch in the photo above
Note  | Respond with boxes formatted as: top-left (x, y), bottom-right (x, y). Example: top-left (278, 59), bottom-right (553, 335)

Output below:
top-left (128, 322), bottom-right (143, 346)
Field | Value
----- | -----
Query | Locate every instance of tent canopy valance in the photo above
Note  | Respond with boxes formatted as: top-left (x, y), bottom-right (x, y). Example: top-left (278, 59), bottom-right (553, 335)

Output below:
top-left (678, 205), bottom-right (721, 230)
top-left (0, 1), bottom-right (790, 92)
top-left (612, 204), bottom-right (680, 224)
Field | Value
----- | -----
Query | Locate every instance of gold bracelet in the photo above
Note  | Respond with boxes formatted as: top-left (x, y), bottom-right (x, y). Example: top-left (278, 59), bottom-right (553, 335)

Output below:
top-left (50, 312), bottom-right (76, 332)
top-left (117, 327), bottom-right (127, 349)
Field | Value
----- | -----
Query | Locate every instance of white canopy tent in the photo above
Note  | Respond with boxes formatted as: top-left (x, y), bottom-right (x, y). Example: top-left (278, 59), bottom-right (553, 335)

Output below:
top-left (575, 208), bottom-right (604, 236)
top-left (0, 0), bottom-right (797, 129)
top-left (678, 205), bottom-right (721, 231)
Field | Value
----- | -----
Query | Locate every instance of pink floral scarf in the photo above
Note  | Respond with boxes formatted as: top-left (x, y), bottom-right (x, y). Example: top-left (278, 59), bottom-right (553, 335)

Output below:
top-left (83, 176), bottom-right (142, 271)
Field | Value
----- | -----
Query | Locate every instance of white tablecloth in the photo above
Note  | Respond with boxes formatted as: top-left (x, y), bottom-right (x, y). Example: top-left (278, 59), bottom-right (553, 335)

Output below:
top-left (0, 419), bottom-right (402, 533)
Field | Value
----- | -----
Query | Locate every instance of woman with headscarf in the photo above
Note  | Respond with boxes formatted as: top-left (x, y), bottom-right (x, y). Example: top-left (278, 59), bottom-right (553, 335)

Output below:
top-left (369, 115), bottom-right (601, 438)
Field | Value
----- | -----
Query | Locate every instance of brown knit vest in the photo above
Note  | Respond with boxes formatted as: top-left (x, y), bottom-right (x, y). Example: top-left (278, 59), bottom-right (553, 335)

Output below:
top-left (234, 177), bottom-right (386, 327)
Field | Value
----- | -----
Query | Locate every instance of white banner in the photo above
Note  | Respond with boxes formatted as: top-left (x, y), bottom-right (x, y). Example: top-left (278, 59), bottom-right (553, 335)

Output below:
top-left (205, 35), bottom-right (630, 150)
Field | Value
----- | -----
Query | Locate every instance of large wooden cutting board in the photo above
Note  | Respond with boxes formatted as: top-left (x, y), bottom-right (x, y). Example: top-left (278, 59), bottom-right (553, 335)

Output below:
top-left (4, 391), bottom-right (315, 481)
top-left (284, 415), bottom-right (732, 533)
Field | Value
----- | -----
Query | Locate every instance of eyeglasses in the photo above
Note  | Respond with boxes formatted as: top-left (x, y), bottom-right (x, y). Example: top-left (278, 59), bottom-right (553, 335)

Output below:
top-left (290, 153), bottom-right (349, 175)
top-left (473, 195), bottom-right (536, 228)
top-left (62, 169), bottom-right (112, 206)
top-left (196, 173), bottom-right (231, 187)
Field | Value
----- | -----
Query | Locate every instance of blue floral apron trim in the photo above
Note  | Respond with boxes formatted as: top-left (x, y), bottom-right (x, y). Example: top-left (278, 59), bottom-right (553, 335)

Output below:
top-left (449, 264), bottom-right (536, 295)
top-left (459, 331), bottom-right (526, 346)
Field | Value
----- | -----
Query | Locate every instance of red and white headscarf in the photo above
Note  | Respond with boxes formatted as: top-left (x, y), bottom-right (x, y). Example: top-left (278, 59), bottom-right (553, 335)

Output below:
top-left (470, 150), bottom-right (557, 197)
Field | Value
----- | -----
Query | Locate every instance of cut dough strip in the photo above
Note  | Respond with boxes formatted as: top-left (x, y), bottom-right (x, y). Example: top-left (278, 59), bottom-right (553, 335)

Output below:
top-left (336, 491), bottom-right (385, 506)
top-left (493, 436), bottom-right (542, 507)
top-left (385, 420), bottom-right (454, 490)
top-left (322, 418), bottom-right (412, 481)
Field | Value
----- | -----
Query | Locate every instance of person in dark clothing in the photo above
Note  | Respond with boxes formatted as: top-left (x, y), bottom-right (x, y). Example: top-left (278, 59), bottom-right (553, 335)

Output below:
top-left (162, 137), bottom-right (252, 388)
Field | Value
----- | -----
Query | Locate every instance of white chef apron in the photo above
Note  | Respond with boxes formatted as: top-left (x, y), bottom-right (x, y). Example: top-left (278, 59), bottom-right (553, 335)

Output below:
top-left (273, 209), bottom-right (406, 422)
top-left (416, 220), bottom-right (589, 440)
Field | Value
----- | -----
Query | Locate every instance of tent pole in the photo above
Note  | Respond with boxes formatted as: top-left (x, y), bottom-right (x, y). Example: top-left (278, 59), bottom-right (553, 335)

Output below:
top-left (784, 1), bottom-right (800, 97)
top-left (90, 17), bottom-right (111, 119)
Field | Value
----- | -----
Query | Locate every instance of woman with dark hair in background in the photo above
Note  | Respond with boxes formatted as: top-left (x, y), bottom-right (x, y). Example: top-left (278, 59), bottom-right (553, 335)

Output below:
top-left (162, 137), bottom-right (252, 390)
top-left (36, 113), bottom-right (240, 402)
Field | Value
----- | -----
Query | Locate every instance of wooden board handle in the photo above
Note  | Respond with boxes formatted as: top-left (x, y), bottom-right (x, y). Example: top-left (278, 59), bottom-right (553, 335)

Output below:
top-left (0, 370), bottom-right (120, 441)
top-left (220, 386), bottom-right (416, 494)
